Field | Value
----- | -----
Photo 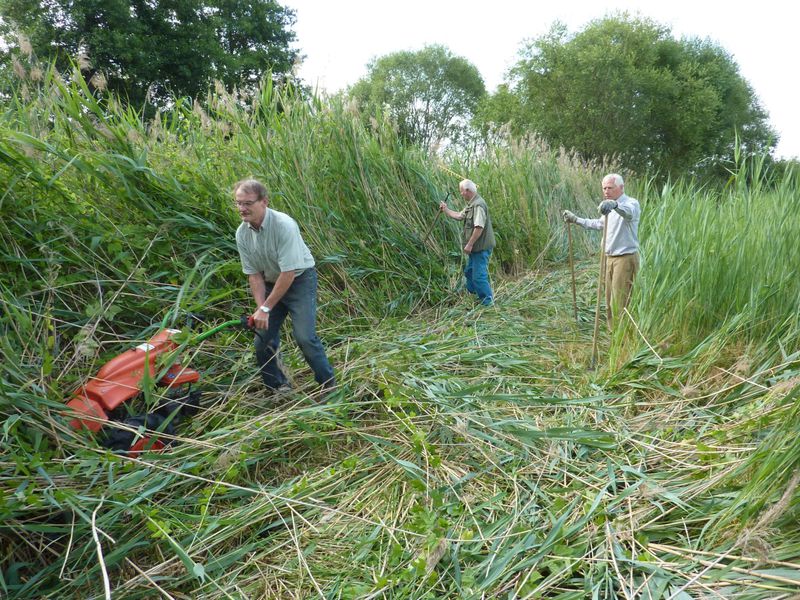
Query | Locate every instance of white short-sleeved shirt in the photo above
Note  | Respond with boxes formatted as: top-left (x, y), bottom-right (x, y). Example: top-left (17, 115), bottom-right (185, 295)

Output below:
top-left (236, 208), bottom-right (315, 282)
top-left (461, 203), bottom-right (487, 228)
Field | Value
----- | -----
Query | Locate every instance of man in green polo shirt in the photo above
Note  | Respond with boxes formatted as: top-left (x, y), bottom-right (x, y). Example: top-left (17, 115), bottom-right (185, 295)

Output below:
top-left (439, 179), bottom-right (496, 305)
top-left (234, 179), bottom-right (335, 391)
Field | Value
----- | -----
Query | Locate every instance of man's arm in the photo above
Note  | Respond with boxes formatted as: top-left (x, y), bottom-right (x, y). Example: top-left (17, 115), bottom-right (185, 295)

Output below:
top-left (248, 271), bottom-right (297, 329)
top-left (564, 208), bottom-right (603, 230)
top-left (577, 217), bottom-right (604, 230)
top-left (599, 196), bottom-right (636, 221)
top-left (561, 210), bottom-right (603, 229)
top-left (440, 201), bottom-right (464, 220)
top-left (248, 273), bottom-right (268, 307)
top-left (266, 271), bottom-right (296, 309)
top-left (612, 197), bottom-right (637, 220)
top-left (464, 226), bottom-right (483, 254)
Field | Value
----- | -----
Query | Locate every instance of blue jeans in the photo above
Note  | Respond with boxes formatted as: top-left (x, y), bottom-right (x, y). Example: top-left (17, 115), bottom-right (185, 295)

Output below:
top-left (254, 268), bottom-right (335, 389)
top-left (464, 249), bottom-right (493, 305)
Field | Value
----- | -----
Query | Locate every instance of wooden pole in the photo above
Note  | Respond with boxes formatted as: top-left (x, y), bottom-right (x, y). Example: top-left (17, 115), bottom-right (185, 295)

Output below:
top-left (423, 191), bottom-right (451, 244)
top-left (422, 210), bottom-right (442, 244)
top-left (591, 214), bottom-right (609, 368)
top-left (567, 222), bottom-right (578, 322)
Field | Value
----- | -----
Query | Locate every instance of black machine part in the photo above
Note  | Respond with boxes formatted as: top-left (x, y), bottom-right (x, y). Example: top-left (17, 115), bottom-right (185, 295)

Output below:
top-left (102, 389), bottom-right (202, 452)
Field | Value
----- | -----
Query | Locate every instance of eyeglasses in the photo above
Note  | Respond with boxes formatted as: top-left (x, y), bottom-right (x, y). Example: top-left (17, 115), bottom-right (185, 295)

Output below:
top-left (234, 199), bottom-right (261, 208)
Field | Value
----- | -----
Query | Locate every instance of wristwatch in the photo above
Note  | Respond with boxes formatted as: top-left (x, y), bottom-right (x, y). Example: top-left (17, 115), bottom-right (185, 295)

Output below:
top-left (259, 305), bottom-right (271, 314)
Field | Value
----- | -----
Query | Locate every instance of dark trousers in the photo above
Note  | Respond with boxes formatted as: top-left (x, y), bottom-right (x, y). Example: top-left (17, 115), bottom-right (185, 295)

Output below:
top-left (254, 268), bottom-right (335, 389)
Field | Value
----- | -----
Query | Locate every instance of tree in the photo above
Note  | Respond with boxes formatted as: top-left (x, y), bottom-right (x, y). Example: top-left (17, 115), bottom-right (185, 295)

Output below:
top-left (213, 0), bottom-right (299, 89)
top-left (0, 0), bottom-right (299, 106)
top-left (349, 45), bottom-right (486, 150)
top-left (478, 15), bottom-right (776, 177)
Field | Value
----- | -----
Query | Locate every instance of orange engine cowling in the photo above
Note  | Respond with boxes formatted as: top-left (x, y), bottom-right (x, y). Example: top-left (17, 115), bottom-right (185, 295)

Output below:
top-left (65, 328), bottom-right (200, 433)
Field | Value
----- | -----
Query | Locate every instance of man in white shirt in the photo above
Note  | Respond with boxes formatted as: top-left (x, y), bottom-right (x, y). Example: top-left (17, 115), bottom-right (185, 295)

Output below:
top-left (563, 173), bottom-right (641, 328)
top-left (234, 179), bottom-right (335, 391)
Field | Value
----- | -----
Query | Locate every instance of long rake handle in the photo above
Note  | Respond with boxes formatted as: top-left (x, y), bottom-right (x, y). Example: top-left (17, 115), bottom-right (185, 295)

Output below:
top-left (591, 214), bottom-right (609, 367)
top-left (422, 209), bottom-right (443, 244)
top-left (567, 222), bottom-right (577, 321)
top-left (422, 191), bottom-right (452, 244)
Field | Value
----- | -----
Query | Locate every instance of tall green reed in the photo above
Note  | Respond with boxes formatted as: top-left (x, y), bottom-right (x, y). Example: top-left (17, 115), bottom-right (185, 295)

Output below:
top-left (630, 174), bottom-right (800, 348)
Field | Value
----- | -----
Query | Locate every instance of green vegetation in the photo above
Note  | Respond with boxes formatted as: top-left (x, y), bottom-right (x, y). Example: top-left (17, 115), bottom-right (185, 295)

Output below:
top-left (349, 44), bottom-right (486, 150)
top-left (2, 69), bottom-right (800, 599)
top-left (0, 0), bottom-right (299, 105)
top-left (476, 14), bottom-right (776, 179)
top-left (632, 155), bottom-right (800, 348)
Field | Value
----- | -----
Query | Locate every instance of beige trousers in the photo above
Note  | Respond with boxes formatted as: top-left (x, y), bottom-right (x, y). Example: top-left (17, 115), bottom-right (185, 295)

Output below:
top-left (605, 253), bottom-right (639, 327)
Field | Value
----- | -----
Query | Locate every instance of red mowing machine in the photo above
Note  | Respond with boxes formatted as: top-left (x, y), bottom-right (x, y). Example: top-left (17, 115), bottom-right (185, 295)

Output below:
top-left (64, 315), bottom-right (255, 455)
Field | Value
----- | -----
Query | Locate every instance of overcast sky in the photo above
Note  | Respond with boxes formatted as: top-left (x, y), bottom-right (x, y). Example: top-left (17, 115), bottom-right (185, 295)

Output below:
top-left (283, 0), bottom-right (799, 160)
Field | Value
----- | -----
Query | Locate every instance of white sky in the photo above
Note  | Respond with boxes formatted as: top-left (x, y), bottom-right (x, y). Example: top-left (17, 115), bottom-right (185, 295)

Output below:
top-left (283, 0), bottom-right (799, 160)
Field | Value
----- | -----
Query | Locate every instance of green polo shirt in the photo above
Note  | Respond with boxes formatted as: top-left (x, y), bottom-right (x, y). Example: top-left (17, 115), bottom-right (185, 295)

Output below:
top-left (236, 208), bottom-right (315, 282)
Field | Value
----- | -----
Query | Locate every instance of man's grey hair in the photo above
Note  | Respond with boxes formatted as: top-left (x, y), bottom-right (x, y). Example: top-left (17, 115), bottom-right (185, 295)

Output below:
top-left (603, 173), bottom-right (624, 187)
top-left (233, 178), bottom-right (269, 200)
top-left (459, 179), bottom-right (477, 194)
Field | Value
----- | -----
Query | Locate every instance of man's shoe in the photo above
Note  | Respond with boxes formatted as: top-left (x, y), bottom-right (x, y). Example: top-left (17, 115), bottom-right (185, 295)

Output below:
top-left (268, 383), bottom-right (292, 397)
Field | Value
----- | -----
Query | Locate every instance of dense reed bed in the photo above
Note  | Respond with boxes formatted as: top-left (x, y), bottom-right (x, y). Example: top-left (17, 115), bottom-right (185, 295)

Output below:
top-left (2, 70), bottom-right (800, 598)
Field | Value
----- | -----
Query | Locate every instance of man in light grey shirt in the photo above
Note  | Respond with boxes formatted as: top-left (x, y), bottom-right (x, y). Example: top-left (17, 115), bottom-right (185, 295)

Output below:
top-left (563, 173), bottom-right (641, 327)
top-left (234, 179), bottom-right (335, 391)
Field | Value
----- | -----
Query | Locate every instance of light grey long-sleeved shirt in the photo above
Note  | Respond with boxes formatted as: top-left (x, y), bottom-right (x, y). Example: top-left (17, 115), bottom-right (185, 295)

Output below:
top-left (576, 194), bottom-right (640, 256)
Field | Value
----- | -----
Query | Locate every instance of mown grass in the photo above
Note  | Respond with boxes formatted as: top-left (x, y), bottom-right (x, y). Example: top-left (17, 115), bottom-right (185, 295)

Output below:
top-left (2, 68), bottom-right (800, 599)
top-left (6, 265), bottom-right (800, 598)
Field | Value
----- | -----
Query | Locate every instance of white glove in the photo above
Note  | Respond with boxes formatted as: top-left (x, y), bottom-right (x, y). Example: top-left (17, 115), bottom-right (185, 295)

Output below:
top-left (562, 210), bottom-right (578, 223)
